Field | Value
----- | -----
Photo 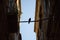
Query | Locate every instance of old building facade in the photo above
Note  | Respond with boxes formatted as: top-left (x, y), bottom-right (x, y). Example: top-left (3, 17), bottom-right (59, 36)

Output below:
top-left (0, 0), bottom-right (22, 40)
top-left (34, 0), bottom-right (60, 40)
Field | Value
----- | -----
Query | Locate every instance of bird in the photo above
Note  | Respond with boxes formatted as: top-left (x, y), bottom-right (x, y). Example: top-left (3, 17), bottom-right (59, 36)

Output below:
top-left (28, 18), bottom-right (31, 24)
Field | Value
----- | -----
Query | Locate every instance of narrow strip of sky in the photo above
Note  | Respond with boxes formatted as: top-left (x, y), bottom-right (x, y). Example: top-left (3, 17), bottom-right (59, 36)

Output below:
top-left (20, 0), bottom-right (36, 40)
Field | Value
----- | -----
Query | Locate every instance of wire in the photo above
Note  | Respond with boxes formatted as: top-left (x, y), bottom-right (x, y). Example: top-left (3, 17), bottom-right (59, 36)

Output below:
top-left (19, 17), bottom-right (50, 23)
top-left (20, 20), bottom-right (39, 23)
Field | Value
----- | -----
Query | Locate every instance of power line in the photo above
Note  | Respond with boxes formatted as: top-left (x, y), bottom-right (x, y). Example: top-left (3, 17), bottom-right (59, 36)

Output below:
top-left (20, 20), bottom-right (39, 23)
top-left (19, 17), bottom-right (50, 24)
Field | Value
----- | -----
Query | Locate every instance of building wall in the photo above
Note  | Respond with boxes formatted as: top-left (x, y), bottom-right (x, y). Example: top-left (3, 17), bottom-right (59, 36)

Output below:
top-left (0, 0), bottom-right (9, 40)
top-left (34, 0), bottom-right (40, 40)
top-left (34, 0), bottom-right (49, 40)
top-left (17, 0), bottom-right (22, 32)
top-left (46, 0), bottom-right (60, 40)
top-left (0, 0), bottom-right (22, 40)
top-left (35, 0), bottom-right (60, 40)
top-left (8, 0), bottom-right (22, 40)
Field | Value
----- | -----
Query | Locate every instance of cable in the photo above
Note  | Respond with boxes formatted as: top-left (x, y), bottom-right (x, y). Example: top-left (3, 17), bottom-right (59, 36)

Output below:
top-left (19, 17), bottom-right (50, 23)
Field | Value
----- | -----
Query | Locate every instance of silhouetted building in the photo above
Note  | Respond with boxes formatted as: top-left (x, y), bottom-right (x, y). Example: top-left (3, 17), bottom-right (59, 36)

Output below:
top-left (19, 33), bottom-right (22, 40)
top-left (34, 0), bottom-right (60, 40)
top-left (0, 0), bottom-right (22, 40)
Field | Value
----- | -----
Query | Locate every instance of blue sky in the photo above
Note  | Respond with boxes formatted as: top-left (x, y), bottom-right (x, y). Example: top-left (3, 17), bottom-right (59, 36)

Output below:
top-left (20, 0), bottom-right (36, 40)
